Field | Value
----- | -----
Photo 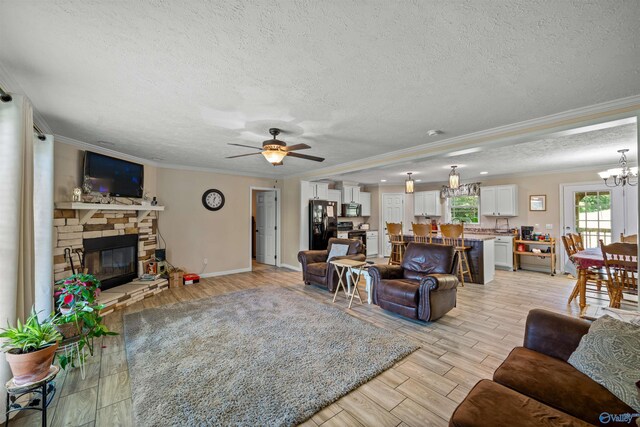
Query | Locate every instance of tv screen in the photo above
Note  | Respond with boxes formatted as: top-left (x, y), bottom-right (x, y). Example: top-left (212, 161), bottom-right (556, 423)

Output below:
top-left (83, 152), bottom-right (144, 198)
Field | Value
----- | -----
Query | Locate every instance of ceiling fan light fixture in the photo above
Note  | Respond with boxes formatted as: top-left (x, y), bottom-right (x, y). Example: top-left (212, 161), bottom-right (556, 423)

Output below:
top-left (405, 172), bottom-right (414, 194)
top-left (262, 150), bottom-right (287, 165)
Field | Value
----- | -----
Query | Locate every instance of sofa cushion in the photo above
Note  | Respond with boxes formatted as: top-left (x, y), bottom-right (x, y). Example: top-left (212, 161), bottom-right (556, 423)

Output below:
top-left (449, 379), bottom-right (592, 427)
top-left (327, 243), bottom-right (349, 261)
top-left (378, 279), bottom-right (419, 307)
top-left (494, 347), bottom-right (634, 425)
top-left (306, 263), bottom-right (327, 277)
top-left (568, 315), bottom-right (640, 412)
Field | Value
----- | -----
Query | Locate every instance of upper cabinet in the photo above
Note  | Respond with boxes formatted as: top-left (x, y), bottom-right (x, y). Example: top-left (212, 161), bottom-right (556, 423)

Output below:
top-left (413, 191), bottom-right (442, 216)
top-left (308, 182), bottom-right (329, 200)
top-left (480, 185), bottom-right (518, 216)
top-left (341, 185), bottom-right (360, 204)
top-left (327, 189), bottom-right (343, 216)
top-left (360, 192), bottom-right (371, 216)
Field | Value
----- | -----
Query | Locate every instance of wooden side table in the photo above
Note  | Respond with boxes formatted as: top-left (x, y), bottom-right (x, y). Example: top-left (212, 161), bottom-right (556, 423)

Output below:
top-left (514, 239), bottom-right (556, 275)
top-left (5, 365), bottom-right (59, 427)
top-left (330, 259), bottom-right (366, 309)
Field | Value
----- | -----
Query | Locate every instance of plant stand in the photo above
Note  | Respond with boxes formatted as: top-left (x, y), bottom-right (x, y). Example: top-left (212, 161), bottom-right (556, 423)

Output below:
top-left (5, 365), bottom-right (59, 427)
top-left (56, 336), bottom-right (87, 380)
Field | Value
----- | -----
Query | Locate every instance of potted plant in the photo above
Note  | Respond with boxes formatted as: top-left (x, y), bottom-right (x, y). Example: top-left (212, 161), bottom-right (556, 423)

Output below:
top-left (0, 309), bottom-right (61, 385)
top-left (54, 273), bottom-right (117, 369)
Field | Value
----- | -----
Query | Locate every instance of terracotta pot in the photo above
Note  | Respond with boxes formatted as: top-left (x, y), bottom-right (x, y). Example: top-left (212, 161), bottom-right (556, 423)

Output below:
top-left (5, 342), bottom-right (59, 385)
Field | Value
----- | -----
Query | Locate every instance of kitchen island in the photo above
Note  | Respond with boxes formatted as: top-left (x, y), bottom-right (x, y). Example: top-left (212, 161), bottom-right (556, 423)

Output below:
top-left (402, 234), bottom-right (495, 284)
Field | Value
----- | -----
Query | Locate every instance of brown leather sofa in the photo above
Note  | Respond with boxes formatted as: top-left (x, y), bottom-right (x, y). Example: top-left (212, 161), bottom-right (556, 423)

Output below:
top-left (450, 309), bottom-right (635, 427)
top-left (369, 243), bottom-right (459, 321)
top-left (297, 238), bottom-right (366, 292)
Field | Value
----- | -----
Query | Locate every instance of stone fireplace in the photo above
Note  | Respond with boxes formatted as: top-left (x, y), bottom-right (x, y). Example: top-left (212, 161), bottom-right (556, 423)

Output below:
top-left (53, 208), bottom-right (158, 284)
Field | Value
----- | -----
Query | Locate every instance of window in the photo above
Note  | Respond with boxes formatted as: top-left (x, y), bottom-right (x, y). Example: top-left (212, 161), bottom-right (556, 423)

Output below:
top-left (575, 191), bottom-right (611, 248)
top-left (449, 195), bottom-right (479, 224)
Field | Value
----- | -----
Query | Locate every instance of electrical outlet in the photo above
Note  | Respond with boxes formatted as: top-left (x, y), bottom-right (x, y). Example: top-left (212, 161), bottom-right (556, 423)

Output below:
top-left (203, 258), bottom-right (208, 265)
top-left (546, 224), bottom-right (553, 230)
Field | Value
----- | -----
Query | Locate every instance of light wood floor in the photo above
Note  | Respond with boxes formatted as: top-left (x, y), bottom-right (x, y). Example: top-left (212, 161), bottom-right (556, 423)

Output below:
top-left (9, 262), bottom-right (625, 427)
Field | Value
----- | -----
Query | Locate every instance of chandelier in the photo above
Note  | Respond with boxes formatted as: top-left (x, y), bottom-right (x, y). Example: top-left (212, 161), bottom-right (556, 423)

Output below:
top-left (598, 149), bottom-right (638, 187)
top-left (440, 166), bottom-right (480, 198)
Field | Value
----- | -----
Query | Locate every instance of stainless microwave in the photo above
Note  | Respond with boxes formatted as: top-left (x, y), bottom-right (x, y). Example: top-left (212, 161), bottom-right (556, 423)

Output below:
top-left (341, 203), bottom-right (361, 217)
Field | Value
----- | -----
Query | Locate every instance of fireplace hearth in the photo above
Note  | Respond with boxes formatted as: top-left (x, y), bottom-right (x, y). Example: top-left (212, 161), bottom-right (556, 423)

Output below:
top-left (84, 234), bottom-right (138, 291)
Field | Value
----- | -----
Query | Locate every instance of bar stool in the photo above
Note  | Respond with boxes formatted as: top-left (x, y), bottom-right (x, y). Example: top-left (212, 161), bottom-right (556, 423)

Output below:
top-left (411, 223), bottom-right (432, 243)
top-left (386, 222), bottom-right (405, 265)
top-left (440, 223), bottom-right (472, 286)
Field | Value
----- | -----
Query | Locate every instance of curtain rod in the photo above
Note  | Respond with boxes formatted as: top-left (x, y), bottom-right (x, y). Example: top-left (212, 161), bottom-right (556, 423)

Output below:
top-left (0, 85), bottom-right (46, 140)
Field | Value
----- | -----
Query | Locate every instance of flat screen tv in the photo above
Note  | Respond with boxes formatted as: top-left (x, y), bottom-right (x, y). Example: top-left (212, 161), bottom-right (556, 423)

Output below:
top-left (83, 151), bottom-right (144, 198)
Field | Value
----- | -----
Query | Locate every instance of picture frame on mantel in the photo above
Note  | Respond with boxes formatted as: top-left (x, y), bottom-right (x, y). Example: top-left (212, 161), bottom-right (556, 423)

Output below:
top-left (530, 195), bottom-right (546, 211)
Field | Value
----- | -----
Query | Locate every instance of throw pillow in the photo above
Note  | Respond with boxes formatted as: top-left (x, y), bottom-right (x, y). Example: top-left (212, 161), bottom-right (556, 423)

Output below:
top-left (327, 244), bottom-right (349, 261)
top-left (568, 315), bottom-right (640, 412)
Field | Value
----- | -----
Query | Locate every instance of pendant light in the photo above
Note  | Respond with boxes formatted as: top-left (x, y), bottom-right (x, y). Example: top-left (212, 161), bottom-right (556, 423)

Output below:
top-left (448, 166), bottom-right (460, 189)
top-left (405, 172), bottom-right (414, 194)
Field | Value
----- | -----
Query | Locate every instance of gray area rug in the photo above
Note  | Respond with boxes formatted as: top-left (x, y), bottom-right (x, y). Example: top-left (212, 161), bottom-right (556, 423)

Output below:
top-left (124, 287), bottom-right (418, 426)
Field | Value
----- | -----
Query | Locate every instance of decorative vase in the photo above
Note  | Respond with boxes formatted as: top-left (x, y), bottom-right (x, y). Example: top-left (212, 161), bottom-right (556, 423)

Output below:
top-left (5, 342), bottom-right (59, 385)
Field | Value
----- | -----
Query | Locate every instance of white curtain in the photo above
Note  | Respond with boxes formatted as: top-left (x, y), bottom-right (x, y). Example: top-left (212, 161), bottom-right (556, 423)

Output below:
top-left (0, 94), bottom-right (52, 423)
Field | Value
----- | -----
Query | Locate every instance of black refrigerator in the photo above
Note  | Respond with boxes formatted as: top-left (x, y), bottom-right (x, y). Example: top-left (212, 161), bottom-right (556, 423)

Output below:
top-left (309, 200), bottom-right (338, 250)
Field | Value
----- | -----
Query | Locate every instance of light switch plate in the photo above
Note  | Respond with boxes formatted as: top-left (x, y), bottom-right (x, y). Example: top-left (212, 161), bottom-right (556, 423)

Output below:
top-left (546, 224), bottom-right (553, 230)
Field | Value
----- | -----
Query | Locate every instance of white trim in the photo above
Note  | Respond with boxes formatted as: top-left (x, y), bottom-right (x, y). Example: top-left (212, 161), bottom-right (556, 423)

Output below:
top-left (280, 263), bottom-right (302, 272)
top-left (249, 186), bottom-right (281, 270)
top-left (200, 267), bottom-right (252, 278)
top-left (289, 98), bottom-right (640, 180)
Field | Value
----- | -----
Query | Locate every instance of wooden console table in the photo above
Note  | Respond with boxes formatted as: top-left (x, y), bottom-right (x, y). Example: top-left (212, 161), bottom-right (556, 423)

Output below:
top-left (514, 239), bottom-right (556, 276)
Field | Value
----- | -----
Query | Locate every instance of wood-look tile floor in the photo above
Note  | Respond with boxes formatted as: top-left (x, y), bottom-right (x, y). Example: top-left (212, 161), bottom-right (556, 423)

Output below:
top-left (10, 261), bottom-right (628, 427)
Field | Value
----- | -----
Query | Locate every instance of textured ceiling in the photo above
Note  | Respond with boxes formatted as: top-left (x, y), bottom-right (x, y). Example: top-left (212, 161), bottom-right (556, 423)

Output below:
top-left (332, 121), bottom-right (638, 184)
top-left (1, 1), bottom-right (639, 177)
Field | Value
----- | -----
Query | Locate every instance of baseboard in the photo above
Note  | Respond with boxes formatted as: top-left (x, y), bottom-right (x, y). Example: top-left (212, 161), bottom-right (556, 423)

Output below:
top-left (280, 263), bottom-right (302, 271)
top-left (200, 267), bottom-right (251, 278)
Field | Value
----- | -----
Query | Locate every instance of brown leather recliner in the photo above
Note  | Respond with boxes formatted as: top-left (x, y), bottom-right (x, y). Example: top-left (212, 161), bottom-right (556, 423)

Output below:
top-left (369, 242), bottom-right (459, 321)
top-left (297, 238), bottom-right (366, 292)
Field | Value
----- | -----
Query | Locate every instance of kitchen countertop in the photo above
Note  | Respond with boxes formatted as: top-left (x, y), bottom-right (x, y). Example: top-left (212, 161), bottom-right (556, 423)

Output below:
top-left (403, 234), bottom-right (496, 242)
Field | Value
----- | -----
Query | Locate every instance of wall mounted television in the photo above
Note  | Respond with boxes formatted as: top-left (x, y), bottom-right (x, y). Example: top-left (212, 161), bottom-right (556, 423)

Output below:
top-left (83, 151), bottom-right (144, 198)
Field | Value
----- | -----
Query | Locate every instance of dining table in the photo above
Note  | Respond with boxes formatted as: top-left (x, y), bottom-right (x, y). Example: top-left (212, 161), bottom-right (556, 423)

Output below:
top-left (569, 248), bottom-right (605, 314)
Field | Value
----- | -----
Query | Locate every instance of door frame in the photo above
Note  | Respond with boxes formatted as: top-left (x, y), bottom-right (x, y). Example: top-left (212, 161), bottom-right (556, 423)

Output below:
top-left (379, 193), bottom-right (405, 257)
top-left (249, 186), bottom-right (281, 269)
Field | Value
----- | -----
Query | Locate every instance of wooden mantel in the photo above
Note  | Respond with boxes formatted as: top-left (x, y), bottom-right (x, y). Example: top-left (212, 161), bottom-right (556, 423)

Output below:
top-left (55, 202), bottom-right (165, 225)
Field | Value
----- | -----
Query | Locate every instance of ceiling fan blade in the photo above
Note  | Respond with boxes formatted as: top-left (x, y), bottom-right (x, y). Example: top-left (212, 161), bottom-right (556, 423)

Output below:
top-left (226, 152), bottom-right (263, 159)
top-left (286, 152), bottom-right (325, 162)
top-left (284, 143), bottom-right (311, 152)
top-left (228, 143), bottom-right (263, 150)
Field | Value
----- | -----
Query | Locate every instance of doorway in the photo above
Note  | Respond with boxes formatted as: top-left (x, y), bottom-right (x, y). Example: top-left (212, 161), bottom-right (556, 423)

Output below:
top-left (560, 182), bottom-right (638, 271)
top-left (380, 193), bottom-right (404, 257)
top-left (250, 188), bottom-right (280, 268)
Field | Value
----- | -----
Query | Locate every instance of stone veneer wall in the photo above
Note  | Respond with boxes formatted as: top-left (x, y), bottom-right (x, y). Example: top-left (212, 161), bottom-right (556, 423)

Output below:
top-left (53, 209), bottom-right (158, 282)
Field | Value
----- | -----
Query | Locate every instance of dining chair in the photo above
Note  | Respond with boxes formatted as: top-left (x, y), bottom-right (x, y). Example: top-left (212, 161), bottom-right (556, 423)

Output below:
top-left (411, 223), bottom-right (431, 243)
top-left (570, 233), bottom-right (585, 251)
top-left (563, 234), bottom-right (608, 303)
top-left (600, 240), bottom-right (638, 308)
top-left (386, 222), bottom-right (405, 265)
top-left (440, 223), bottom-right (471, 286)
top-left (620, 233), bottom-right (638, 244)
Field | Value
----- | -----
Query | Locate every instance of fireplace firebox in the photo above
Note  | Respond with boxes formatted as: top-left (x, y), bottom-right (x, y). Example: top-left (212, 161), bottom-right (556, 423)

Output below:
top-left (83, 234), bottom-right (138, 291)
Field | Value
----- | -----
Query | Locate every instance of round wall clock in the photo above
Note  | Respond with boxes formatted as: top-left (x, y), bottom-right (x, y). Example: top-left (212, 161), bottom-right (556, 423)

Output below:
top-left (202, 189), bottom-right (225, 211)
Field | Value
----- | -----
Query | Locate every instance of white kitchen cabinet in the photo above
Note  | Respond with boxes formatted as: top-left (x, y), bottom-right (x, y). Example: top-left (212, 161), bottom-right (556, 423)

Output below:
top-left (328, 189), bottom-right (342, 216)
top-left (480, 185), bottom-right (518, 216)
top-left (413, 191), bottom-right (441, 216)
top-left (341, 186), bottom-right (360, 204)
top-left (359, 192), bottom-right (371, 216)
top-left (308, 182), bottom-right (329, 200)
top-left (366, 231), bottom-right (378, 257)
top-left (494, 235), bottom-right (514, 270)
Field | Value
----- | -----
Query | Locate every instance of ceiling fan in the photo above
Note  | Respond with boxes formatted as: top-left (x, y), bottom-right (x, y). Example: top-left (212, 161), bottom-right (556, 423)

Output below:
top-left (226, 128), bottom-right (325, 166)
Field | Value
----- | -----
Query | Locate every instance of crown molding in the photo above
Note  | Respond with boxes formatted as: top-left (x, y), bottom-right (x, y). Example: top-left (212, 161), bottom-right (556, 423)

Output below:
top-left (289, 95), bottom-right (640, 180)
top-left (54, 135), bottom-right (278, 179)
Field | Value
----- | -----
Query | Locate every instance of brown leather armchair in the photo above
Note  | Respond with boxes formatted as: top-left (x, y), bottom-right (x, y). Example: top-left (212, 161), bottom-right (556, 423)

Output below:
top-left (369, 243), bottom-right (459, 321)
top-left (298, 238), bottom-right (366, 292)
